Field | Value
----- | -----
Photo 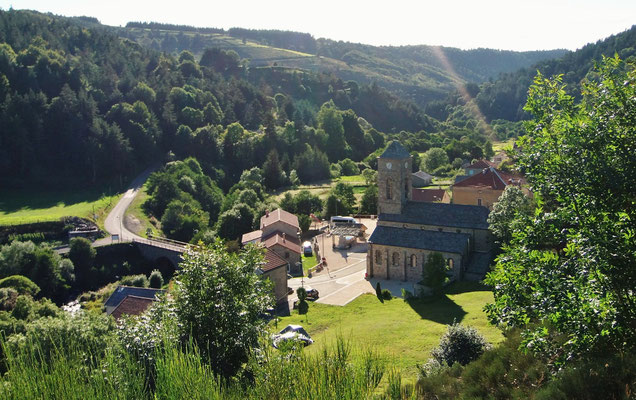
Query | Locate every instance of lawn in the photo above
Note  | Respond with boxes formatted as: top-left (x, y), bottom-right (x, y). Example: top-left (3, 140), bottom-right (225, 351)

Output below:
top-left (302, 253), bottom-right (318, 275)
top-left (0, 188), bottom-right (121, 227)
top-left (492, 138), bottom-right (515, 152)
top-left (273, 282), bottom-right (503, 379)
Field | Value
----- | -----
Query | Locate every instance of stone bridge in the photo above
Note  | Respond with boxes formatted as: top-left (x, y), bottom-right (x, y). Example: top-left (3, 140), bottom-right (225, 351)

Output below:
top-left (133, 237), bottom-right (188, 268)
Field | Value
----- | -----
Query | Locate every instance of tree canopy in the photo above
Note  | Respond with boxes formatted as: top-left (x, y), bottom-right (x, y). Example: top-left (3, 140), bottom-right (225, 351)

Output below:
top-left (485, 56), bottom-right (636, 367)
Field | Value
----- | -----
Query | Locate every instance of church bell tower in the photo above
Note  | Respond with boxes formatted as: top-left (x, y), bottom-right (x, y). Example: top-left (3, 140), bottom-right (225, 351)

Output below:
top-left (377, 141), bottom-right (412, 215)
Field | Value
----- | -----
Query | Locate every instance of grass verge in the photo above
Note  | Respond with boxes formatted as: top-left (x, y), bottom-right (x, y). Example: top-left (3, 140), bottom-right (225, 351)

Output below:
top-left (125, 184), bottom-right (161, 238)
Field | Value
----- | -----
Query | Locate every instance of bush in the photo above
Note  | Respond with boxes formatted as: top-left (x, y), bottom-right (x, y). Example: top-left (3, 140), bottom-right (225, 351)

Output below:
top-left (0, 275), bottom-right (40, 296)
top-left (120, 274), bottom-right (149, 288)
top-left (431, 322), bottom-right (490, 367)
top-left (401, 288), bottom-right (413, 301)
top-left (381, 289), bottom-right (392, 300)
top-left (149, 270), bottom-right (164, 288)
top-left (0, 287), bottom-right (18, 310)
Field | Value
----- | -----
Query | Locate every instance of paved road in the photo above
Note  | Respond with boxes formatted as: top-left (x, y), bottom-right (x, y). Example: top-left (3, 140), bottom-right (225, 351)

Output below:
top-left (94, 166), bottom-right (157, 246)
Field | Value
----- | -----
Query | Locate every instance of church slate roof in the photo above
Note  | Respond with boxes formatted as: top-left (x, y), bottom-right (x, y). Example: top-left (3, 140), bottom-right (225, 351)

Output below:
top-left (369, 225), bottom-right (471, 254)
top-left (379, 141), bottom-right (411, 159)
top-left (379, 201), bottom-right (490, 230)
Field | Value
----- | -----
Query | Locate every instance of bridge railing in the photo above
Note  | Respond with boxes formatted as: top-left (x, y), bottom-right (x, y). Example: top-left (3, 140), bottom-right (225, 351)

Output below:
top-left (132, 236), bottom-right (188, 252)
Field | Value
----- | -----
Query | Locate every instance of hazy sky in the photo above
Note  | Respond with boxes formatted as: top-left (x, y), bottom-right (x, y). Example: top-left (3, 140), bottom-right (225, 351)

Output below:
top-left (1, 0), bottom-right (635, 51)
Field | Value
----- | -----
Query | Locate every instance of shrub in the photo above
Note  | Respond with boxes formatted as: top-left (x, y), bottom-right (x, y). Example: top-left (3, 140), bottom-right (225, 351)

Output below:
top-left (0, 287), bottom-right (18, 311)
top-left (382, 289), bottom-right (392, 300)
top-left (401, 288), bottom-right (413, 301)
top-left (431, 322), bottom-right (490, 367)
top-left (375, 282), bottom-right (383, 302)
top-left (149, 269), bottom-right (164, 288)
top-left (0, 275), bottom-right (40, 296)
top-left (120, 274), bottom-right (149, 288)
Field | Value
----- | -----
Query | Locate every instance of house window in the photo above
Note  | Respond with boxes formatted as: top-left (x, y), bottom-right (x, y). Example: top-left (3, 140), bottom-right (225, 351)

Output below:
top-left (375, 250), bottom-right (382, 264)
top-left (392, 252), bottom-right (399, 266)
top-left (285, 252), bottom-right (290, 259)
top-left (386, 179), bottom-right (393, 200)
top-left (410, 254), bottom-right (417, 268)
top-left (477, 198), bottom-right (482, 206)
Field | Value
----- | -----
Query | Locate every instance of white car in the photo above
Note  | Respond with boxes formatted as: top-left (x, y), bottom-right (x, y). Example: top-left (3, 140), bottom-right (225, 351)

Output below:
top-left (272, 324), bottom-right (313, 348)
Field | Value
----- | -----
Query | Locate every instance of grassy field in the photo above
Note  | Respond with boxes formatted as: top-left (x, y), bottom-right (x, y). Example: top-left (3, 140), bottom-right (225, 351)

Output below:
top-left (273, 282), bottom-right (502, 379)
top-left (0, 188), bottom-right (121, 227)
top-left (492, 138), bottom-right (516, 152)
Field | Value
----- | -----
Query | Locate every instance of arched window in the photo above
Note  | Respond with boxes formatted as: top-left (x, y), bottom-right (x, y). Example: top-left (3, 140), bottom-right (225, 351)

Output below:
top-left (386, 179), bottom-right (393, 200)
top-left (375, 250), bottom-right (382, 264)
top-left (392, 252), bottom-right (399, 266)
top-left (410, 254), bottom-right (417, 268)
top-left (448, 258), bottom-right (454, 270)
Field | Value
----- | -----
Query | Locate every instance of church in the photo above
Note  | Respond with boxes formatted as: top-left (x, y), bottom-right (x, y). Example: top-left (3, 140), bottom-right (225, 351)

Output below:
top-left (367, 142), bottom-right (492, 282)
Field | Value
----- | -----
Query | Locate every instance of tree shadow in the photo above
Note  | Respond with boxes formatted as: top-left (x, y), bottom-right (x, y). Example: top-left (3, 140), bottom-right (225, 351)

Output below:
top-left (406, 294), bottom-right (467, 325)
top-left (444, 281), bottom-right (492, 295)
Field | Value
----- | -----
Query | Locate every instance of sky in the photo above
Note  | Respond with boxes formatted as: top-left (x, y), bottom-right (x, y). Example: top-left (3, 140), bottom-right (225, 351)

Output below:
top-left (1, 0), bottom-right (635, 51)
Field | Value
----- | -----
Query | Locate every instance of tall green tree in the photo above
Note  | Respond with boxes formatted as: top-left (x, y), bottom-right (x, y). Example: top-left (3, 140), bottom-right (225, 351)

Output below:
top-left (173, 241), bottom-right (273, 377)
top-left (485, 56), bottom-right (636, 367)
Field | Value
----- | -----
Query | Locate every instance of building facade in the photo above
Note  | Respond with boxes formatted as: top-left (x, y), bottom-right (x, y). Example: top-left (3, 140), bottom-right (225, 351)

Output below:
top-left (367, 142), bottom-right (491, 282)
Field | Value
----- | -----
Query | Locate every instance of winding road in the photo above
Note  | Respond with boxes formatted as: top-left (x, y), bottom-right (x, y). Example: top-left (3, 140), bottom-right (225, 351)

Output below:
top-left (94, 166), bottom-right (157, 246)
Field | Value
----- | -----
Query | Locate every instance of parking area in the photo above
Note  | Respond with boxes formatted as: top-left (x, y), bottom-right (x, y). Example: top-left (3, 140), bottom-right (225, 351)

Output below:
top-left (287, 218), bottom-right (418, 307)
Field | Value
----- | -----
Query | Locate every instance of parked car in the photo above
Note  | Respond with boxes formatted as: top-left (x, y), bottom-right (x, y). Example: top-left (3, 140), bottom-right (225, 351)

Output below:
top-left (304, 286), bottom-right (319, 300)
top-left (272, 324), bottom-right (313, 348)
top-left (302, 241), bottom-right (312, 256)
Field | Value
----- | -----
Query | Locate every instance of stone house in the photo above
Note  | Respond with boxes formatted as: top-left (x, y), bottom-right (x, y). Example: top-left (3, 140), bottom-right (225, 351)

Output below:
top-left (259, 249), bottom-right (290, 304)
top-left (412, 170), bottom-right (433, 187)
top-left (452, 163), bottom-right (527, 209)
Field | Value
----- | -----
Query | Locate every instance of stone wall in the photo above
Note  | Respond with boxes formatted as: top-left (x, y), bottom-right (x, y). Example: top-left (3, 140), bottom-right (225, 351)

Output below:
top-left (263, 265), bottom-right (288, 304)
top-left (367, 243), bottom-right (464, 282)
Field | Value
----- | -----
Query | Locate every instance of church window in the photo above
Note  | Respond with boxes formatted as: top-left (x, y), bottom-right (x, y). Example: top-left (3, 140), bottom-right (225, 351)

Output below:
top-left (409, 254), bottom-right (417, 268)
top-left (477, 198), bottom-right (482, 206)
top-left (386, 179), bottom-right (392, 200)
top-left (392, 252), bottom-right (399, 266)
top-left (375, 250), bottom-right (381, 264)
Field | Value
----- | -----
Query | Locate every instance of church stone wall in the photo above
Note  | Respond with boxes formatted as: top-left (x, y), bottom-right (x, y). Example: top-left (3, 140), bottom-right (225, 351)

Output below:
top-left (367, 243), bottom-right (464, 282)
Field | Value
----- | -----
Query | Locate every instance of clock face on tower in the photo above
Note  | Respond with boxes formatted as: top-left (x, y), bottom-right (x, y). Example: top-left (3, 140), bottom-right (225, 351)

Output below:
top-left (386, 162), bottom-right (392, 170)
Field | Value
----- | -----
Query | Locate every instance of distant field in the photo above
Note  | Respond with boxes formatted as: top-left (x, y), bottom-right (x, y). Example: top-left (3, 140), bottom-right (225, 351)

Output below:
top-left (273, 282), bottom-right (503, 379)
top-left (0, 188), bottom-right (121, 226)
top-left (493, 138), bottom-right (515, 152)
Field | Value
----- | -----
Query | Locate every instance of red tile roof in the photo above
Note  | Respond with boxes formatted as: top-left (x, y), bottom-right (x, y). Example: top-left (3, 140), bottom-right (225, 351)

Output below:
top-left (412, 188), bottom-right (448, 202)
top-left (262, 249), bottom-right (288, 272)
top-left (262, 232), bottom-right (301, 254)
top-left (241, 229), bottom-right (263, 244)
top-left (260, 208), bottom-right (299, 230)
top-left (466, 159), bottom-right (497, 170)
top-left (454, 167), bottom-right (506, 190)
top-left (453, 167), bottom-right (526, 191)
top-left (110, 295), bottom-right (156, 320)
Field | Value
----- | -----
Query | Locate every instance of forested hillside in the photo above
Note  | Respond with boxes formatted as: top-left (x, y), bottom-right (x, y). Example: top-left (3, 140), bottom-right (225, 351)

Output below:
top-left (475, 24), bottom-right (636, 121)
top-left (119, 22), bottom-right (566, 107)
top-left (0, 10), bottom-right (440, 189)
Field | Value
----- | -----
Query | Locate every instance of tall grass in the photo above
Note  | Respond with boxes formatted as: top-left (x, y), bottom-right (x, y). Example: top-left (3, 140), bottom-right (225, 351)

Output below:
top-left (1, 334), bottom-right (389, 399)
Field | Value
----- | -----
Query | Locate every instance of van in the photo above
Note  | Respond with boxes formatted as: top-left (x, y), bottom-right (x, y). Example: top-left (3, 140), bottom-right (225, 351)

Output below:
top-left (329, 216), bottom-right (356, 227)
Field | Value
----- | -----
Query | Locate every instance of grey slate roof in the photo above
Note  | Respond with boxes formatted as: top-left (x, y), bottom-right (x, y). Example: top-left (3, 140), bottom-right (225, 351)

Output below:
top-left (412, 171), bottom-right (433, 180)
top-left (369, 225), bottom-right (471, 254)
top-left (104, 286), bottom-right (165, 309)
top-left (379, 141), bottom-right (411, 159)
top-left (379, 201), bottom-right (489, 230)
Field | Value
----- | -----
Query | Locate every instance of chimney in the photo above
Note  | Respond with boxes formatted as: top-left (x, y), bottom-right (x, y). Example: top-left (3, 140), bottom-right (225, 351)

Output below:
top-left (282, 233), bottom-right (286, 242)
top-left (266, 210), bottom-right (269, 217)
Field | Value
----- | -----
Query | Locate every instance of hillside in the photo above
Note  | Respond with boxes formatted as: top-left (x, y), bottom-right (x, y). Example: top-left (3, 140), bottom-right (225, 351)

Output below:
top-left (474, 24), bottom-right (636, 121)
top-left (118, 22), bottom-right (566, 106)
